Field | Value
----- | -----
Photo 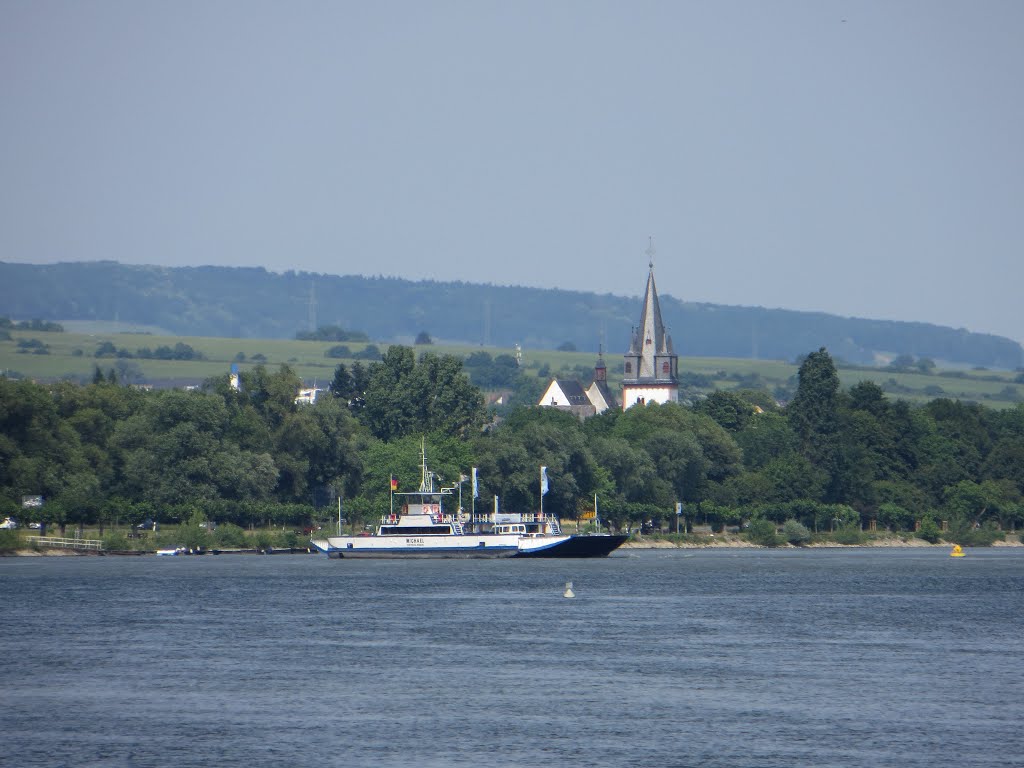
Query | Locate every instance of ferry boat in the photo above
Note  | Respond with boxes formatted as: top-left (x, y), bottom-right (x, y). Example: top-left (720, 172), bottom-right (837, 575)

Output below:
top-left (311, 448), bottom-right (626, 559)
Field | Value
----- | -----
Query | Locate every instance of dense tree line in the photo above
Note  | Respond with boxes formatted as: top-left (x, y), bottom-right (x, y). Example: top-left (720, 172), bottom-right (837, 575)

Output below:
top-left (295, 324), bottom-right (369, 343)
top-left (94, 340), bottom-right (205, 361)
top-left (2, 347), bottom-right (1022, 544)
top-left (0, 316), bottom-right (64, 332)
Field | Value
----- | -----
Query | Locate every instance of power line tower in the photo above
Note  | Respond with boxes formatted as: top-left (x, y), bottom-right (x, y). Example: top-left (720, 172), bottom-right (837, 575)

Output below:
top-left (482, 298), bottom-right (491, 347)
top-left (307, 280), bottom-right (318, 332)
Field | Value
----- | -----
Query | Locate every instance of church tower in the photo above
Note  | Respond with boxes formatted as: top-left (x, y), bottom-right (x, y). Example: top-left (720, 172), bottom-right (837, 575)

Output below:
top-left (622, 244), bottom-right (679, 409)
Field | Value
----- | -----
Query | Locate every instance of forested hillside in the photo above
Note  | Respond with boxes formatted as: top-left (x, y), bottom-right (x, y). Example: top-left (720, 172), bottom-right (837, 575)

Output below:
top-left (1, 260), bottom-right (1020, 368)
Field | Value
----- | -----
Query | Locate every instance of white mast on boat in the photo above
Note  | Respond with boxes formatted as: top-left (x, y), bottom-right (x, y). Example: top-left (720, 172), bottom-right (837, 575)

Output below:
top-left (540, 465), bottom-right (549, 521)
top-left (471, 467), bottom-right (478, 524)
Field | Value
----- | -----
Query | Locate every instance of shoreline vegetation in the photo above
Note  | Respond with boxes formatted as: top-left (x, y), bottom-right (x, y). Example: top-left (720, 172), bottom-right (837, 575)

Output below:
top-left (3, 528), bottom-right (1020, 556)
top-left (4, 346), bottom-right (1024, 558)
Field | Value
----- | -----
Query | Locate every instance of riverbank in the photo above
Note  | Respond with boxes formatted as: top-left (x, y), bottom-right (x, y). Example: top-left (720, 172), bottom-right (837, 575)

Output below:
top-left (621, 533), bottom-right (1023, 549)
top-left (5, 533), bottom-right (1021, 556)
top-left (2, 546), bottom-right (316, 557)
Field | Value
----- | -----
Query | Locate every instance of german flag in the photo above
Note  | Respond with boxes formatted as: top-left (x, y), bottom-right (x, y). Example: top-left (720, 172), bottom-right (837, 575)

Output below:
top-left (390, 475), bottom-right (398, 491)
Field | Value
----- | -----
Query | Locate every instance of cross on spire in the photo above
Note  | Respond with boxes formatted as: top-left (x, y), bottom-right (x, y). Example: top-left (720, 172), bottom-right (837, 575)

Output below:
top-left (646, 236), bottom-right (656, 270)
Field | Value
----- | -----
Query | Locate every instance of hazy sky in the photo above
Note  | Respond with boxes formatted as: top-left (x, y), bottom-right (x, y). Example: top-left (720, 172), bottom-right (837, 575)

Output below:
top-left (2, 1), bottom-right (1022, 342)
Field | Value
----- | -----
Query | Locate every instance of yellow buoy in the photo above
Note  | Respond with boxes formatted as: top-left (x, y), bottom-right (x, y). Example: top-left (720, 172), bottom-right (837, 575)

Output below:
top-left (950, 544), bottom-right (965, 557)
top-left (563, 581), bottom-right (575, 598)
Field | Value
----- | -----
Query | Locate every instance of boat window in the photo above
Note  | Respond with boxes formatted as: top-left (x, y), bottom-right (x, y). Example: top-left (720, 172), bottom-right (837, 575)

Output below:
top-left (379, 525), bottom-right (452, 535)
top-left (495, 523), bottom-right (527, 535)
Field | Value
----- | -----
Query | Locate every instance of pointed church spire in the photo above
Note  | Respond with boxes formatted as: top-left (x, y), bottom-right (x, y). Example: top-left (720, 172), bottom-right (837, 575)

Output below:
top-left (622, 239), bottom-right (680, 409)
top-left (636, 258), bottom-right (668, 376)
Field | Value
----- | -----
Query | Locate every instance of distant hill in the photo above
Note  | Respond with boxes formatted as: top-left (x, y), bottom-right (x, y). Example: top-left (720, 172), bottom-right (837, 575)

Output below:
top-left (1, 260), bottom-right (1020, 369)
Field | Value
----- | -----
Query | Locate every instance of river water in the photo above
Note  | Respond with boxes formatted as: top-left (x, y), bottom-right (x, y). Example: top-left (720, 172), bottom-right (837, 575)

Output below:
top-left (3, 548), bottom-right (1022, 767)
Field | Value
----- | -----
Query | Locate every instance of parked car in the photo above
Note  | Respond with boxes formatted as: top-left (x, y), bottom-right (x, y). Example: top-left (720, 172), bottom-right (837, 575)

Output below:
top-left (0, 517), bottom-right (18, 530)
top-left (135, 519), bottom-right (158, 531)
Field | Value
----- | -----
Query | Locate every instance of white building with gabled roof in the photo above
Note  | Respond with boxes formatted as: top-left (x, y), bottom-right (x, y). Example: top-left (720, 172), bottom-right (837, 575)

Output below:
top-left (538, 351), bottom-right (618, 419)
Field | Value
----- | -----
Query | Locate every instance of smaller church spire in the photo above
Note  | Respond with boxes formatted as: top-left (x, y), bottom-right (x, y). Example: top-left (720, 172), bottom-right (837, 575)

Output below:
top-left (594, 343), bottom-right (607, 382)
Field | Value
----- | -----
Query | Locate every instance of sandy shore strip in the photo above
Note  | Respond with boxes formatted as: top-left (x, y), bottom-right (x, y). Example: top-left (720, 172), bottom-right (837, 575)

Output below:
top-left (623, 535), bottom-right (1022, 549)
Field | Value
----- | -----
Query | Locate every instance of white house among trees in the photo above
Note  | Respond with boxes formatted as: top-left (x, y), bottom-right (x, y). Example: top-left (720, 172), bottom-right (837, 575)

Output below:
top-left (537, 352), bottom-right (617, 418)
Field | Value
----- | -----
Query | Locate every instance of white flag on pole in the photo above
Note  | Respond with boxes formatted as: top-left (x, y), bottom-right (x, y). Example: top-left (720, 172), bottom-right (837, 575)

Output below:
top-left (471, 467), bottom-right (479, 498)
top-left (540, 466), bottom-right (549, 496)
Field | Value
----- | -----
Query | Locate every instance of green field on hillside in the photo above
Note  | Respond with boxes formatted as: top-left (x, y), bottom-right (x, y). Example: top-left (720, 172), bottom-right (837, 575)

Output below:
top-left (1, 327), bottom-right (1021, 408)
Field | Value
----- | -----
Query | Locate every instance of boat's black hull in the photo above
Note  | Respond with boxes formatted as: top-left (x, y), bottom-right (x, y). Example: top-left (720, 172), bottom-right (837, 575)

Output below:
top-left (513, 534), bottom-right (628, 558)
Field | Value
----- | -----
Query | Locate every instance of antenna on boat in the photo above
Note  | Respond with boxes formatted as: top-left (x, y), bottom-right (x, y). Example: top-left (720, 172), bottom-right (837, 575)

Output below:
top-left (419, 437), bottom-right (431, 493)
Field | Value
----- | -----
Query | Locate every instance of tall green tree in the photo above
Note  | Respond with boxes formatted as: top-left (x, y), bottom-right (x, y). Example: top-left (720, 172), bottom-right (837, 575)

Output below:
top-left (329, 363), bottom-right (355, 400)
top-left (734, 411), bottom-right (799, 470)
top-left (589, 436), bottom-right (660, 506)
top-left (695, 390), bottom-right (754, 433)
top-left (611, 402), bottom-right (741, 494)
top-left (787, 348), bottom-right (845, 500)
top-left (361, 347), bottom-right (485, 441)
top-left (239, 364), bottom-right (303, 429)
top-left (788, 347), bottom-right (841, 455)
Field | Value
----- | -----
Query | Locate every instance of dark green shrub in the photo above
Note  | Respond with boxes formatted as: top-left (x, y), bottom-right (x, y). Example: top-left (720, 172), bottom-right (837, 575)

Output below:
top-left (782, 519), bottom-right (811, 545)
top-left (746, 518), bottom-right (780, 547)
top-left (101, 532), bottom-right (133, 551)
top-left (325, 345), bottom-right (352, 359)
top-left (268, 530), bottom-right (300, 548)
top-left (833, 525), bottom-right (866, 545)
top-left (0, 529), bottom-right (20, 552)
top-left (916, 517), bottom-right (942, 544)
top-left (950, 523), bottom-right (1005, 548)
top-left (214, 523), bottom-right (248, 548)
top-left (176, 524), bottom-right (211, 550)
